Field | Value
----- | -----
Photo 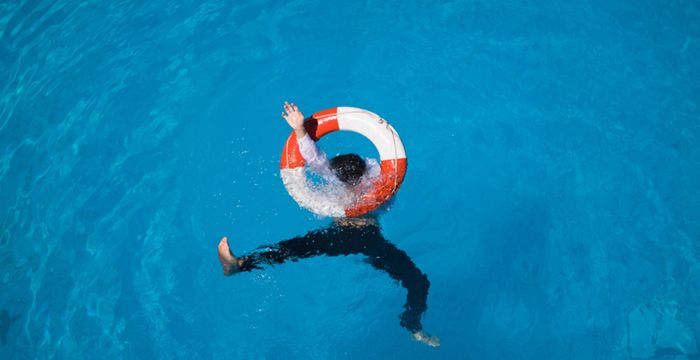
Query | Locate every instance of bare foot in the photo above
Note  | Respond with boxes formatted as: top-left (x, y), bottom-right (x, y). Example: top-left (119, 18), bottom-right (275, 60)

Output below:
top-left (412, 330), bottom-right (440, 347)
top-left (217, 236), bottom-right (240, 276)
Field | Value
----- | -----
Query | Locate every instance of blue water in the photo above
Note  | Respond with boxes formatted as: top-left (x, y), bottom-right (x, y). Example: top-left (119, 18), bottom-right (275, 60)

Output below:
top-left (1, 0), bottom-right (699, 359)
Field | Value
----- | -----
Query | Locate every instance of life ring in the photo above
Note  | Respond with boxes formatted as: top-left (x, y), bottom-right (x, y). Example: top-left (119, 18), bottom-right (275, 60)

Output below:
top-left (280, 107), bottom-right (407, 217)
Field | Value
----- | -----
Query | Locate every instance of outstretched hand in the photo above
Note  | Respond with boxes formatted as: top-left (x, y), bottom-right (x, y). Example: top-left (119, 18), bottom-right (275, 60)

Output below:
top-left (282, 101), bottom-right (306, 138)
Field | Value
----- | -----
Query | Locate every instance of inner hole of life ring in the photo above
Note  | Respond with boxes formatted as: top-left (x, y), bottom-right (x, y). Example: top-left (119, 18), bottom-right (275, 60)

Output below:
top-left (305, 130), bottom-right (379, 186)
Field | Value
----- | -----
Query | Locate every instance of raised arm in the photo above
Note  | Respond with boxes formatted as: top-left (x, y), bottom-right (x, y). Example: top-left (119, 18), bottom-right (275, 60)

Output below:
top-left (282, 101), bottom-right (334, 179)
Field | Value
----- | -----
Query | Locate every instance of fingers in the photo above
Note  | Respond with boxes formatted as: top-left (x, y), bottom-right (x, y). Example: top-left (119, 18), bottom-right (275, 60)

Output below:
top-left (283, 101), bottom-right (299, 116)
top-left (282, 101), bottom-right (302, 128)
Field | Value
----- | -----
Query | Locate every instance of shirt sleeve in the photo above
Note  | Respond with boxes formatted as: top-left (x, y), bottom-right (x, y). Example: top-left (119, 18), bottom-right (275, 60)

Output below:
top-left (297, 134), bottom-right (336, 181)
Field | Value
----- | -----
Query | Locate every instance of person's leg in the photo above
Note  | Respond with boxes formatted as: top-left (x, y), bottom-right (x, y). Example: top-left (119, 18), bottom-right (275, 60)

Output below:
top-left (219, 226), bottom-right (366, 274)
top-left (358, 228), bottom-right (439, 346)
top-left (217, 223), bottom-right (439, 346)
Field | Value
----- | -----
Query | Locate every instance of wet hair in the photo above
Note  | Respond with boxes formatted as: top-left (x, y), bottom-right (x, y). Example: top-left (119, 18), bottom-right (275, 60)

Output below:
top-left (329, 154), bottom-right (366, 186)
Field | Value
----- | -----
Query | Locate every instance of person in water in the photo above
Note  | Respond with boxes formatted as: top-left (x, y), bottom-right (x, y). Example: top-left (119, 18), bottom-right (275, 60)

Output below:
top-left (217, 102), bottom-right (440, 347)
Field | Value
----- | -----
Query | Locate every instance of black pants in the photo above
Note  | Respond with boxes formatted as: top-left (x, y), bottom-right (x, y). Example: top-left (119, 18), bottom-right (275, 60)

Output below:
top-left (238, 222), bottom-right (430, 333)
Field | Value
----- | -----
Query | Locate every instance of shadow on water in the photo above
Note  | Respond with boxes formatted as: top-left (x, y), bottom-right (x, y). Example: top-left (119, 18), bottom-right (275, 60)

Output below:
top-left (0, 309), bottom-right (20, 345)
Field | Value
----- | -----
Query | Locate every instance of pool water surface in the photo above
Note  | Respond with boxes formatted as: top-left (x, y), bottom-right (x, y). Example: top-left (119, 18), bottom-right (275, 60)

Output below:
top-left (1, 0), bottom-right (699, 359)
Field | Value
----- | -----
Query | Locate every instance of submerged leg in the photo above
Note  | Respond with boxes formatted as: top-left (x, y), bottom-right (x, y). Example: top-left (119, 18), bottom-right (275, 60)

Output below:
top-left (234, 227), bottom-right (365, 272)
top-left (361, 237), bottom-right (439, 347)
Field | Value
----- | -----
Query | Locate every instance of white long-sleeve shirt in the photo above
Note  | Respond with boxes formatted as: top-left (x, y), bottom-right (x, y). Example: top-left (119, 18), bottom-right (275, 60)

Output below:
top-left (297, 133), bottom-right (380, 187)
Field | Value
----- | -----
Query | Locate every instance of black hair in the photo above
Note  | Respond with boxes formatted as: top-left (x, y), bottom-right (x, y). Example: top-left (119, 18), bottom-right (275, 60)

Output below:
top-left (329, 153), bottom-right (366, 186)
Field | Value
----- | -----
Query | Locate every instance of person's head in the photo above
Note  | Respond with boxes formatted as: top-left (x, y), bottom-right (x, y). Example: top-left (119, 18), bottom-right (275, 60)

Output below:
top-left (329, 153), bottom-right (366, 186)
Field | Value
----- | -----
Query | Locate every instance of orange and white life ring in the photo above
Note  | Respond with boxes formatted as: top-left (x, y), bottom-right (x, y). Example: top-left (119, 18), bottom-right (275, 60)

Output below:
top-left (280, 107), bottom-right (407, 217)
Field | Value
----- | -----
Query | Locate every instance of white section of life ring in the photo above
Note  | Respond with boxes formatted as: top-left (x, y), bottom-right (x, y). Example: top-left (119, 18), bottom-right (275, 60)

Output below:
top-left (336, 107), bottom-right (406, 161)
